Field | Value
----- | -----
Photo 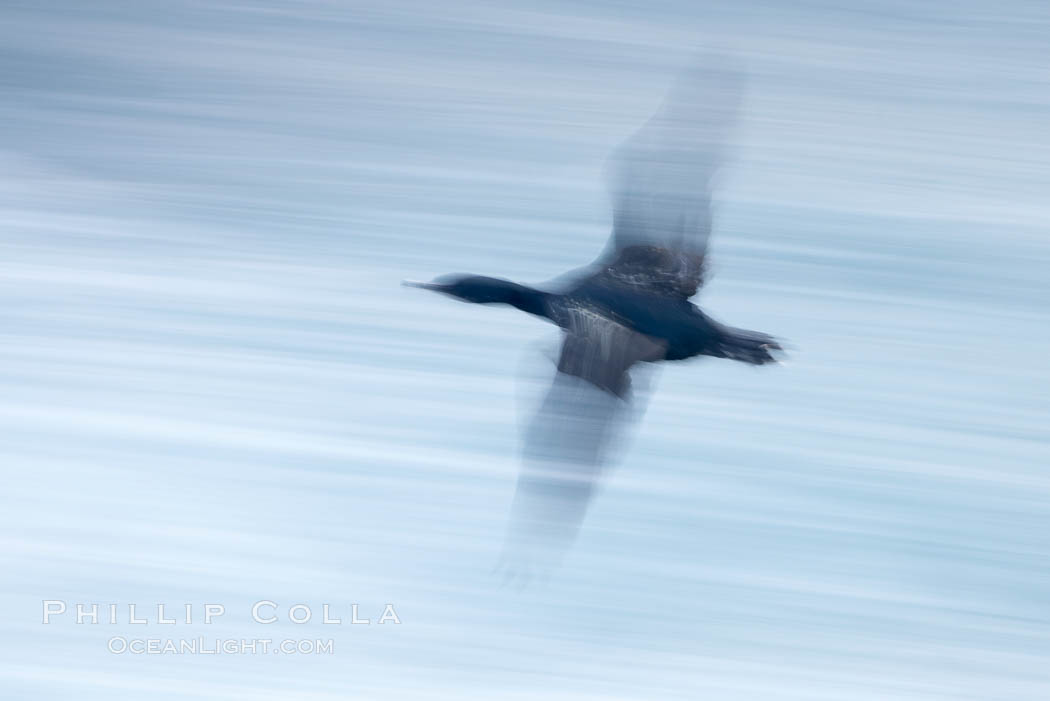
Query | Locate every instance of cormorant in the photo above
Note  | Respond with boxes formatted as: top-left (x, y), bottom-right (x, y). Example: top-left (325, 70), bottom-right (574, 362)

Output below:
top-left (405, 56), bottom-right (781, 581)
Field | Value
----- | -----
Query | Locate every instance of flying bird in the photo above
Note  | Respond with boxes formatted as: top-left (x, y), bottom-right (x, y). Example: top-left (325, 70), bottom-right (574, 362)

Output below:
top-left (405, 56), bottom-right (780, 581)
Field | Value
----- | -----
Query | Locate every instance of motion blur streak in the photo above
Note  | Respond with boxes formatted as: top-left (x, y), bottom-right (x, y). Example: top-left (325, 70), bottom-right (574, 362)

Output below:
top-left (1, 1), bottom-right (1048, 700)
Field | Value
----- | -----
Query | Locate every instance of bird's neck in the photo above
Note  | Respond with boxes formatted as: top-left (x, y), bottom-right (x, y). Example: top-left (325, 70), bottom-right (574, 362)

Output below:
top-left (449, 276), bottom-right (551, 318)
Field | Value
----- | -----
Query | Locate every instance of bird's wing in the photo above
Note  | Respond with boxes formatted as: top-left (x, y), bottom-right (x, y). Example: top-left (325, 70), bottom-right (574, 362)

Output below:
top-left (498, 313), bottom-right (664, 583)
top-left (599, 55), bottom-right (743, 265)
top-left (555, 306), bottom-right (666, 397)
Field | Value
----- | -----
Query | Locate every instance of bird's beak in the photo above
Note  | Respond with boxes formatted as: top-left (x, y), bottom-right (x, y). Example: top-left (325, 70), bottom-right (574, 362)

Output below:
top-left (402, 279), bottom-right (442, 291)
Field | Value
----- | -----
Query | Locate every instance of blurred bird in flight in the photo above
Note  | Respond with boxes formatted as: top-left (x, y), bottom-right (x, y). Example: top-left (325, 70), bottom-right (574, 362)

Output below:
top-left (405, 54), bottom-right (781, 583)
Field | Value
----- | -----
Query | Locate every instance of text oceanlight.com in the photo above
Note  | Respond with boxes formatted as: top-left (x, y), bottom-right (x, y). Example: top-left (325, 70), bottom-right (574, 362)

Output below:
top-left (107, 637), bottom-right (335, 655)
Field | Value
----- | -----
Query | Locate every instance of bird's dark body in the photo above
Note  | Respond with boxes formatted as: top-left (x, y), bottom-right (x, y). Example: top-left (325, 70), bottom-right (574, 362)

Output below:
top-left (459, 270), bottom-right (714, 355)
top-left (416, 244), bottom-right (778, 396)
top-left (552, 273), bottom-right (718, 362)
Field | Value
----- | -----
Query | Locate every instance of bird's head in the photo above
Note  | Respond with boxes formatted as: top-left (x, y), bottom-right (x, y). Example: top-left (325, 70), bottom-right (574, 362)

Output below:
top-left (402, 274), bottom-right (522, 305)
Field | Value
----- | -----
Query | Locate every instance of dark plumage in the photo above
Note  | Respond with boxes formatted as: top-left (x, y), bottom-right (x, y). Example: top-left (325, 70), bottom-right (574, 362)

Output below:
top-left (404, 245), bottom-right (778, 396)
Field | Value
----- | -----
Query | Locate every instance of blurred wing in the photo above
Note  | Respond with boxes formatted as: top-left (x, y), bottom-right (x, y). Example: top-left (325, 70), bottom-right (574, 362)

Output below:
top-left (601, 56), bottom-right (743, 262)
top-left (499, 315), bottom-right (664, 582)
